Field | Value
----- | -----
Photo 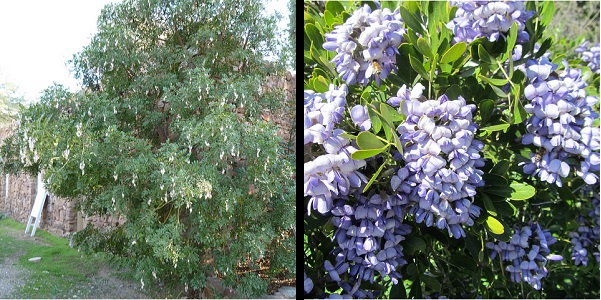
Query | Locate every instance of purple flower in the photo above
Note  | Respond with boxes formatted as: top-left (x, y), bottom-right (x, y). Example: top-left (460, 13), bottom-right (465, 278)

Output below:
top-left (389, 85), bottom-right (485, 238)
top-left (576, 41), bottom-right (600, 74)
top-left (350, 105), bottom-right (372, 131)
top-left (487, 223), bottom-right (562, 290)
top-left (304, 146), bottom-right (368, 215)
top-left (323, 5), bottom-right (405, 86)
top-left (304, 272), bottom-right (314, 294)
top-left (447, 1), bottom-right (535, 44)
top-left (325, 192), bottom-right (411, 298)
top-left (569, 185), bottom-right (600, 266)
top-left (519, 57), bottom-right (600, 186)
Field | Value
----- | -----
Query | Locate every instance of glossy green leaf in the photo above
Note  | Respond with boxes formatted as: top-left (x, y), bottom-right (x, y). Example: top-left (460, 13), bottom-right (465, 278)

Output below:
top-left (484, 185), bottom-right (512, 199)
top-left (490, 160), bottom-right (510, 176)
top-left (356, 131), bottom-right (385, 150)
top-left (350, 148), bottom-right (387, 160)
top-left (409, 55), bottom-right (429, 80)
top-left (478, 75), bottom-right (508, 86)
top-left (404, 236), bottom-right (427, 255)
top-left (482, 173), bottom-right (509, 186)
top-left (477, 44), bottom-right (496, 64)
top-left (479, 99), bottom-right (494, 124)
top-left (362, 159), bottom-right (388, 192)
top-left (486, 216), bottom-right (504, 234)
top-left (325, 1), bottom-right (345, 16)
top-left (495, 200), bottom-right (517, 217)
top-left (421, 275), bottom-right (442, 292)
top-left (399, 6), bottom-right (424, 35)
top-left (511, 93), bottom-right (528, 124)
top-left (534, 38), bottom-right (553, 59)
top-left (337, 132), bottom-right (356, 140)
top-left (480, 123), bottom-right (510, 133)
top-left (441, 42), bottom-right (466, 64)
top-left (312, 75), bottom-right (329, 93)
top-left (505, 22), bottom-right (518, 59)
top-left (416, 37), bottom-right (433, 59)
top-left (539, 1), bottom-right (555, 28)
top-left (509, 182), bottom-right (536, 200)
top-left (367, 104), bottom-right (382, 134)
top-left (305, 23), bottom-right (323, 50)
top-left (481, 193), bottom-right (497, 216)
top-left (323, 10), bottom-right (335, 27)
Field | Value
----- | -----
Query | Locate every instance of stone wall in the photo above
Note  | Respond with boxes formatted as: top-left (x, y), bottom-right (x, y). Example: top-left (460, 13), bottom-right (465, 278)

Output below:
top-left (0, 72), bottom-right (296, 237)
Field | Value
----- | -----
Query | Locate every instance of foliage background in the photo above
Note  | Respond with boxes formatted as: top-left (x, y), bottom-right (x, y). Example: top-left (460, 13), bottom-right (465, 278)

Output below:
top-left (304, 1), bottom-right (600, 298)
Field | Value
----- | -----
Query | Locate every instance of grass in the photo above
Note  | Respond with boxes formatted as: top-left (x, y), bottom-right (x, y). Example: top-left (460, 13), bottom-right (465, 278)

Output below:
top-left (0, 217), bottom-right (142, 298)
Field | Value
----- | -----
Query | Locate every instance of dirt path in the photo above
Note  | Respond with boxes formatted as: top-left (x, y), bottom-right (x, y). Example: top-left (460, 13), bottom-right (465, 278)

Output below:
top-left (0, 252), bottom-right (28, 298)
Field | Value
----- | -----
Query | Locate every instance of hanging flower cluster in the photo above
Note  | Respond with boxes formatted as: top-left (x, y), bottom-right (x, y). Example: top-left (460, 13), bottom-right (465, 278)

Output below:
top-left (446, 0), bottom-right (535, 44)
top-left (322, 3), bottom-right (405, 86)
top-left (519, 57), bottom-right (600, 186)
top-left (325, 192), bottom-right (412, 298)
top-left (304, 84), bottom-right (368, 215)
top-left (486, 223), bottom-right (563, 290)
top-left (389, 84), bottom-right (486, 239)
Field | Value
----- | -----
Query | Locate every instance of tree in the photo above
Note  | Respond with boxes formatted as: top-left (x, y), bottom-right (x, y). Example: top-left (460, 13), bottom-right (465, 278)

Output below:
top-left (0, 81), bottom-right (25, 124)
top-left (1, 0), bottom-right (295, 297)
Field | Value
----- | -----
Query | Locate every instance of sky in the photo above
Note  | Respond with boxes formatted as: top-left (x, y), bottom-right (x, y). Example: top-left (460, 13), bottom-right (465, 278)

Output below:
top-left (0, 0), bottom-right (290, 102)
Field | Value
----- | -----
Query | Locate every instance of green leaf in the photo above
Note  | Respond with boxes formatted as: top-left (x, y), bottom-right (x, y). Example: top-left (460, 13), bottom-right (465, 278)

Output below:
top-left (362, 159), bottom-right (387, 193)
top-left (486, 216), bottom-right (504, 234)
top-left (409, 55), bottom-right (429, 80)
top-left (312, 75), bottom-right (329, 93)
top-left (325, 1), bottom-right (345, 16)
top-left (380, 102), bottom-right (403, 123)
top-left (441, 42), bottom-right (466, 64)
top-left (490, 84), bottom-right (508, 98)
top-left (477, 44), bottom-right (495, 64)
top-left (490, 160), bottom-right (510, 176)
top-left (350, 148), bottom-right (387, 160)
top-left (509, 182), bottom-right (536, 200)
top-left (539, 1), bottom-right (555, 28)
top-left (356, 131), bottom-right (385, 150)
top-left (367, 104), bottom-right (383, 134)
top-left (482, 171), bottom-right (508, 185)
top-left (479, 99), bottom-right (494, 124)
top-left (421, 275), bottom-right (442, 293)
top-left (480, 123), bottom-right (510, 133)
top-left (484, 185), bottom-right (512, 199)
top-left (416, 37), bottom-right (433, 59)
top-left (495, 200), bottom-right (517, 217)
top-left (481, 193), bottom-right (497, 216)
top-left (505, 22), bottom-right (518, 59)
top-left (409, 278), bottom-right (422, 299)
top-left (389, 282), bottom-right (407, 299)
top-left (337, 132), bottom-right (356, 140)
top-left (478, 75), bottom-right (508, 86)
top-left (324, 10), bottom-right (336, 27)
top-left (403, 236), bottom-right (427, 255)
top-left (399, 6), bottom-right (424, 35)
top-left (511, 93), bottom-right (528, 124)
top-left (305, 23), bottom-right (323, 50)
top-left (534, 38), bottom-right (553, 59)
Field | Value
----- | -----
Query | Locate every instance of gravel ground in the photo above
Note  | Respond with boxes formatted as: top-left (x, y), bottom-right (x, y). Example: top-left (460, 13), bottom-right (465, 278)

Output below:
top-left (0, 252), bottom-right (29, 298)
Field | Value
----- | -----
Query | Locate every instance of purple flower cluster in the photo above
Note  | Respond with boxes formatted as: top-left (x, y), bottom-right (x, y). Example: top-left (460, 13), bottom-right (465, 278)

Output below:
top-left (389, 84), bottom-right (485, 239)
top-left (325, 192), bottom-right (412, 298)
top-left (569, 185), bottom-right (600, 266)
top-left (486, 223), bottom-right (563, 290)
top-left (446, 1), bottom-right (535, 44)
top-left (304, 84), bottom-right (368, 215)
top-left (323, 4), bottom-right (405, 86)
top-left (519, 57), bottom-right (601, 186)
top-left (576, 41), bottom-right (601, 74)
